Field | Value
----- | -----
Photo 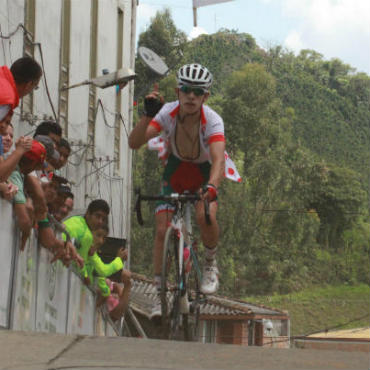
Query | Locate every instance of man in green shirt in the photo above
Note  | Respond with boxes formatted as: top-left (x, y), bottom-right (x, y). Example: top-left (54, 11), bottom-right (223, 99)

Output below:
top-left (63, 199), bottom-right (125, 284)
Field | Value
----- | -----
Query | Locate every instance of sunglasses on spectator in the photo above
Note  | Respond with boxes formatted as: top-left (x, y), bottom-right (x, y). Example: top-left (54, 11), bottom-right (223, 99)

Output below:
top-left (180, 85), bottom-right (207, 96)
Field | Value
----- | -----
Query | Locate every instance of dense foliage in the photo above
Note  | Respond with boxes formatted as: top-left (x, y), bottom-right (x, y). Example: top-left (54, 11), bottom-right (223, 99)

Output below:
top-left (130, 9), bottom-right (370, 297)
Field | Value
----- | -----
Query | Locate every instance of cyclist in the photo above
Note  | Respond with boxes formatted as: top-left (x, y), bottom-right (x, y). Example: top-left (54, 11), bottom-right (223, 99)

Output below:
top-left (129, 63), bottom-right (226, 316)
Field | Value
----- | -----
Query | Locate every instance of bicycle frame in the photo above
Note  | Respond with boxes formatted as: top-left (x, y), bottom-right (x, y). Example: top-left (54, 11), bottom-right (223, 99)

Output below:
top-left (167, 199), bottom-right (193, 280)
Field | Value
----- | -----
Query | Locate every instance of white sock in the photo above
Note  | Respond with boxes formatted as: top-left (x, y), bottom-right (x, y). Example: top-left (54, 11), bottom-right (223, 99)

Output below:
top-left (204, 245), bottom-right (217, 263)
top-left (154, 275), bottom-right (161, 293)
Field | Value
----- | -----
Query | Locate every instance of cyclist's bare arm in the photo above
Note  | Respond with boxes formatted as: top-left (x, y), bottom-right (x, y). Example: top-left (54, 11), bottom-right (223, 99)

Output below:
top-left (208, 141), bottom-right (225, 189)
top-left (128, 86), bottom-right (162, 149)
top-left (128, 115), bottom-right (154, 149)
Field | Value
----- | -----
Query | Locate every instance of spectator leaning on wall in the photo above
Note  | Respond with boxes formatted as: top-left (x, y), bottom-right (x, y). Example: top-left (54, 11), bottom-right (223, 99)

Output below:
top-left (8, 139), bottom-right (46, 250)
top-left (51, 185), bottom-right (73, 222)
top-left (0, 113), bottom-right (32, 182)
top-left (0, 56), bottom-right (42, 120)
top-left (62, 200), bottom-right (127, 286)
top-left (0, 122), bottom-right (18, 201)
top-left (90, 223), bottom-right (131, 321)
top-left (0, 57), bottom-right (42, 157)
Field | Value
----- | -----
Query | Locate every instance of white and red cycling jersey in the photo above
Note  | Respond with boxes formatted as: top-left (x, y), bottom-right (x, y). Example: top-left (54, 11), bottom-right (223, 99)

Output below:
top-left (149, 101), bottom-right (225, 164)
top-left (148, 101), bottom-right (241, 183)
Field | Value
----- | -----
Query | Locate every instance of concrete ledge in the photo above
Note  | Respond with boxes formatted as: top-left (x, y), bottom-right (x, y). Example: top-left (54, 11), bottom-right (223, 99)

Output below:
top-left (0, 330), bottom-right (80, 370)
top-left (1, 330), bottom-right (369, 370)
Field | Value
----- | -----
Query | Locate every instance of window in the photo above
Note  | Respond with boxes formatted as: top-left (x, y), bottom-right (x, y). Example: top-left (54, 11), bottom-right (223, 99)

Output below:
top-left (200, 320), bottom-right (217, 343)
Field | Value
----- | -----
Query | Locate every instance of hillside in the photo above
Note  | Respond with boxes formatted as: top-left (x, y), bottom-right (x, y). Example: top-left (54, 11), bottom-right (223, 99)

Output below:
top-left (131, 10), bottom-right (370, 297)
top-left (246, 284), bottom-right (370, 336)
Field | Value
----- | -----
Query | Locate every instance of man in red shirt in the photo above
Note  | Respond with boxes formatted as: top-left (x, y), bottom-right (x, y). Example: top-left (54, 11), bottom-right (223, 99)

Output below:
top-left (0, 56), bottom-right (42, 121)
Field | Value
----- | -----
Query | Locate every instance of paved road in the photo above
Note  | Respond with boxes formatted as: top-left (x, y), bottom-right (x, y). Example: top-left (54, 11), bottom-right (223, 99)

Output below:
top-left (0, 330), bottom-right (368, 370)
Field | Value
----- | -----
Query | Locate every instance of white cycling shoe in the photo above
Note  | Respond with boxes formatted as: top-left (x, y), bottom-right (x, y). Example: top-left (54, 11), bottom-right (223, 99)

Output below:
top-left (200, 260), bottom-right (219, 295)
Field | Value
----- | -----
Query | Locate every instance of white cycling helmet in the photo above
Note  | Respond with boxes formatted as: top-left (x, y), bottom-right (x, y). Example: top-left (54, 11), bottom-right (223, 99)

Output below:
top-left (176, 63), bottom-right (213, 90)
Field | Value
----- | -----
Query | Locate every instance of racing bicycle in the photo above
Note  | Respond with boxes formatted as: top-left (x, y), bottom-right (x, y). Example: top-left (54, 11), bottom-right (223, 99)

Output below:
top-left (135, 188), bottom-right (211, 340)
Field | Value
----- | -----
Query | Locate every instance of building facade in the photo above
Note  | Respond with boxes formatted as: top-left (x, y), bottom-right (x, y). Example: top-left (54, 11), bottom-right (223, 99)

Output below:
top-left (0, 0), bottom-right (137, 333)
top-left (0, 0), bottom-right (136, 246)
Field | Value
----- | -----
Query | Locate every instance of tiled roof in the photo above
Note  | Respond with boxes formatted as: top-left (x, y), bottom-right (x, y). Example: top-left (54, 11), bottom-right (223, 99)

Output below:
top-left (130, 273), bottom-right (288, 319)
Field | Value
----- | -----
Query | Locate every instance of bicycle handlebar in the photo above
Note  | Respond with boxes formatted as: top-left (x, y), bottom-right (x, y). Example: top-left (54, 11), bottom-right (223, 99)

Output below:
top-left (135, 188), bottom-right (211, 226)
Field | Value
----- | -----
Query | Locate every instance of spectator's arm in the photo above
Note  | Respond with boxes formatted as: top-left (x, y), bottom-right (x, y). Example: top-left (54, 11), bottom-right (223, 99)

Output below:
top-left (14, 203), bottom-right (32, 250)
top-left (38, 225), bottom-right (63, 250)
top-left (96, 276), bottom-right (111, 297)
top-left (14, 203), bottom-right (32, 231)
top-left (128, 116), bottom-right (158, 149)
top-left (0, 148), bottom-right (24, 182)
top-left (90, 252), bottom-right (124, 277)
top-left (0, 137), bottom-right (33, 182)
top-left (0, 181), bottom-right (18, 201)
top-left (24, 175), bottom-right (47, 220)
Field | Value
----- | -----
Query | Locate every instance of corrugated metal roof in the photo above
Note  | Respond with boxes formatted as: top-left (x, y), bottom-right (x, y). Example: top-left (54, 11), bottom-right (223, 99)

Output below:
top-left (130, 273), bottom-right (288, 319)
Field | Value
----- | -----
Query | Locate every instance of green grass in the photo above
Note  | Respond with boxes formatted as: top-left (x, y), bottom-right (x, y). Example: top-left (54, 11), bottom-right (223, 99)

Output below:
top-left (245, 284), bottom-right (370, 336)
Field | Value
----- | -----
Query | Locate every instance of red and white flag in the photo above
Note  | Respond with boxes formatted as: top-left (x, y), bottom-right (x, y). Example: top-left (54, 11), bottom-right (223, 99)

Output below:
top-left (224, 151), bottom-right (242, 183)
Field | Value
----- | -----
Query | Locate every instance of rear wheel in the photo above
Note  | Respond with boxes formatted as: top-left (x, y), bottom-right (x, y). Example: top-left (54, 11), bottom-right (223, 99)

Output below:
top-left (161, 227), bottom-right (183, 340)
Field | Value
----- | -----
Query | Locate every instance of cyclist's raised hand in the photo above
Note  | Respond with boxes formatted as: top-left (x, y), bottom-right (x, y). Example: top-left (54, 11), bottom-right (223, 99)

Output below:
top-left (143, 83), bottom-right (164, 118)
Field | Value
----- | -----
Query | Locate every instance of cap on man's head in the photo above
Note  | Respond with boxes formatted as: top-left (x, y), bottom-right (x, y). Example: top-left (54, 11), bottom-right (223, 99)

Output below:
top-left (34, 135), bottom-right (60, 162)
top-left (23, 140), bottom-right (47, 164)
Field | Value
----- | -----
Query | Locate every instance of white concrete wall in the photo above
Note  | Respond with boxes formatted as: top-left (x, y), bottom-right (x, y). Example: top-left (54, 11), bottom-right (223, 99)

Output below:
top-left (33, 0), bottom-right (62, 121)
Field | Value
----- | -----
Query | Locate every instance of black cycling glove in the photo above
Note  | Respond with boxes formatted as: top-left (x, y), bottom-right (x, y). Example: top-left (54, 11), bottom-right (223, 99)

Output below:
top-left (143, 97), bottom-right (163, 118)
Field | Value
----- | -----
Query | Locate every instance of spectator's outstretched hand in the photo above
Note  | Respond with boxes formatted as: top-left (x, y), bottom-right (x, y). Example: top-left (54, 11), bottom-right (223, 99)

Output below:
top-left (3, 182), bottom-right (18, 201)
top-left (50, 243), bottom-right (68, 264)
top-left (70, 245), bottom-right (84, 268)
top-left (15, 136), bottom-right (33, 153)
top-left (121, 269), bottom-right (132, 287)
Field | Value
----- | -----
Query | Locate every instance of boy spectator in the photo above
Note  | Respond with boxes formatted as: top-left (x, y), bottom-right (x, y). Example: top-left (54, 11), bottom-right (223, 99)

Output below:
top-left (34, 120), bottom-right (62, 145)
top-left (90, 224), bottom-right (131, 321)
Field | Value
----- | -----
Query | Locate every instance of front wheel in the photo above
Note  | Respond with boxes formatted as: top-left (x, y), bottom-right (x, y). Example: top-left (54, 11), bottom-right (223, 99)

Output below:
top-left (183, 247), bottom-right (202, 341)
top-left (161, 226), bottom-right (183, 340)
